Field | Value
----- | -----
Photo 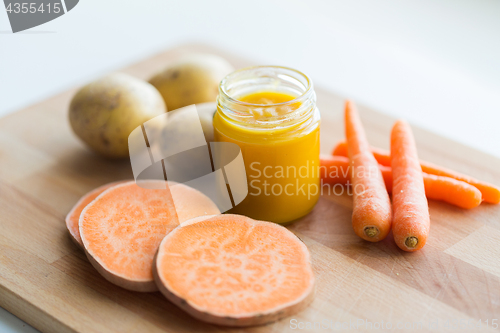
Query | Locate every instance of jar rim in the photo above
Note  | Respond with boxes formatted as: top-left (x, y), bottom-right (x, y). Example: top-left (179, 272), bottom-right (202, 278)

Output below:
top-left (219, 65), bottom-right (313, 107)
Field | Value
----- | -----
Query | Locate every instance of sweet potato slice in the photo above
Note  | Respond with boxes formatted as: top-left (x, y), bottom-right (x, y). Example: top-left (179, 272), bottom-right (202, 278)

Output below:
top-left (153, 214), bottom-right (315, 326)
top-left (65, 181), bottom-right (125, 249)
top-left (80, 180), bottom-right (220, 292)
top-left (169, 183), bottom-right (221, 223)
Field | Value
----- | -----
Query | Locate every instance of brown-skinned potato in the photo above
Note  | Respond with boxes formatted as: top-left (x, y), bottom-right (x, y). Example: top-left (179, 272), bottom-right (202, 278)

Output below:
top-left (149, 54), bottom-right (233, 111)
top-left (69, 73), bottom-right (166, 159)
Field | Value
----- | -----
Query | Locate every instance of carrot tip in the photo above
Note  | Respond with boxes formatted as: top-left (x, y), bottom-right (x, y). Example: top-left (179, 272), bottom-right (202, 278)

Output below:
top-left (405, 236), bottom-right (418, 249)
top-left (364, 226), bottom-right (380, 238)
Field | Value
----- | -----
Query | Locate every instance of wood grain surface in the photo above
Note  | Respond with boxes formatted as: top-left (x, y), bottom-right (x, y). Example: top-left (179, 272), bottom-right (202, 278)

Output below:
top-left (0, 44), bottom-right (499, 333)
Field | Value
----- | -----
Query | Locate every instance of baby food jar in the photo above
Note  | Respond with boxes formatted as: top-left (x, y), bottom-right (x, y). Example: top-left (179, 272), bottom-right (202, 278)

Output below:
top-left (214, 66), bottom-right (320, 224)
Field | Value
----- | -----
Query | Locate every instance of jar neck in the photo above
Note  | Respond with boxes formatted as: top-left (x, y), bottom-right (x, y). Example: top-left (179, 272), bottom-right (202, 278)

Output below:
top-left (217, 66), bottom-right (316, 130)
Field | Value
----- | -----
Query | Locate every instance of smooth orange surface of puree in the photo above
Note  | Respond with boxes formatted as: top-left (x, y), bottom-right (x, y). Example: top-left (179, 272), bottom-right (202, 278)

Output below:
top-left (238, 91), bottom-right (298, 104)
top-left (214, 91), bottom-right (320, 224)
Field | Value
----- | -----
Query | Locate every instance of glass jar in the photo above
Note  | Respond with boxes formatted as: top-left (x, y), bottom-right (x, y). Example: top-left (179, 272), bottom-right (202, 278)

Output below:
top-left (214, 66), bottom-right (320, 224)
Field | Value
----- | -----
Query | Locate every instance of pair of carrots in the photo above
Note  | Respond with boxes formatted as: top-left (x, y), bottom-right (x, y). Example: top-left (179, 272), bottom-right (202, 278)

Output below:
top-left (320, 155), bottom-right (483, 210)
top-left (322, 101), bottom-right (500, 252)
top-left (330, 142), bottom-right (500, 205)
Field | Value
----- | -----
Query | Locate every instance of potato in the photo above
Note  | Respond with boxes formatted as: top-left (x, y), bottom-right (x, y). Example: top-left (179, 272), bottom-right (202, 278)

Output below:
top-left (149, 54), bottom-right (233, 111)
top-left (69, 73), bottom-right (166, 158)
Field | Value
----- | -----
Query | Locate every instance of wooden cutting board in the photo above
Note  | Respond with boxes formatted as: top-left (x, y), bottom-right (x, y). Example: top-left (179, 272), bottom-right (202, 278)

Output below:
top-left (1, 44), bottom-right (499, 333)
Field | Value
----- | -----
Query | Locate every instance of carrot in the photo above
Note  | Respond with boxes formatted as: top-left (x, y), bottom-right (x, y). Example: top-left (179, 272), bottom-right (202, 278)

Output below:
top-left (319, 154), bottom-right (351, 185)
top-left (79, 180), bottom-right (220, 292)
top-left (332, 141), bottom-right (500, 204)
top-left (344, 101), bottom-right (392, 242)
top-left (419, 161), bottom-right (499, 204)
top-left (378, 164), bottom-right (393, 191)
top-left (332, 140), bottom-right (391, 166)
top-left (391, 120), bottom-right (430, 252)
top-left (422, 173), bottom-right (481, 209)
top-left (320, 155), bottom-right (481, 209)
top-left (153, 214), bottom-right (315, 327)
top-left (65, 181), bottom-right (125, 249)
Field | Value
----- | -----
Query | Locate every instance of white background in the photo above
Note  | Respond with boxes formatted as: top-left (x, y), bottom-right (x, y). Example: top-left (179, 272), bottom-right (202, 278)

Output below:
top-left (1, 0), bottom-right (499, 331)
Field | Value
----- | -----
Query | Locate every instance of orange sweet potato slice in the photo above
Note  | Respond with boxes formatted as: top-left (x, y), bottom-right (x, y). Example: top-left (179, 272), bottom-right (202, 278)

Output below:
top-left (65, 181), bottom-right (125, 249)
top-left (80, 180), bottom-right (220, 292)
top-left (169, 183), bottom-right (221, 223)
top-left (153, 214), bottom-right (315, 326)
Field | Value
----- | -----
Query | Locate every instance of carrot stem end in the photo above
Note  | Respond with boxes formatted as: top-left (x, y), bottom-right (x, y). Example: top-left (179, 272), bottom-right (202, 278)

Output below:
top-left (405, 236), bottom-right (418, 249)
top-left (364, 226), bottom-right (380, 238)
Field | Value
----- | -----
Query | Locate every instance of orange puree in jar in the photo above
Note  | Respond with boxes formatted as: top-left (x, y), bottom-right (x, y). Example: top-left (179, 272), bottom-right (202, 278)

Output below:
top-left (214, 66), bottom-right (320, 224)
top-left (238, 91), bottom-right (298, 104)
